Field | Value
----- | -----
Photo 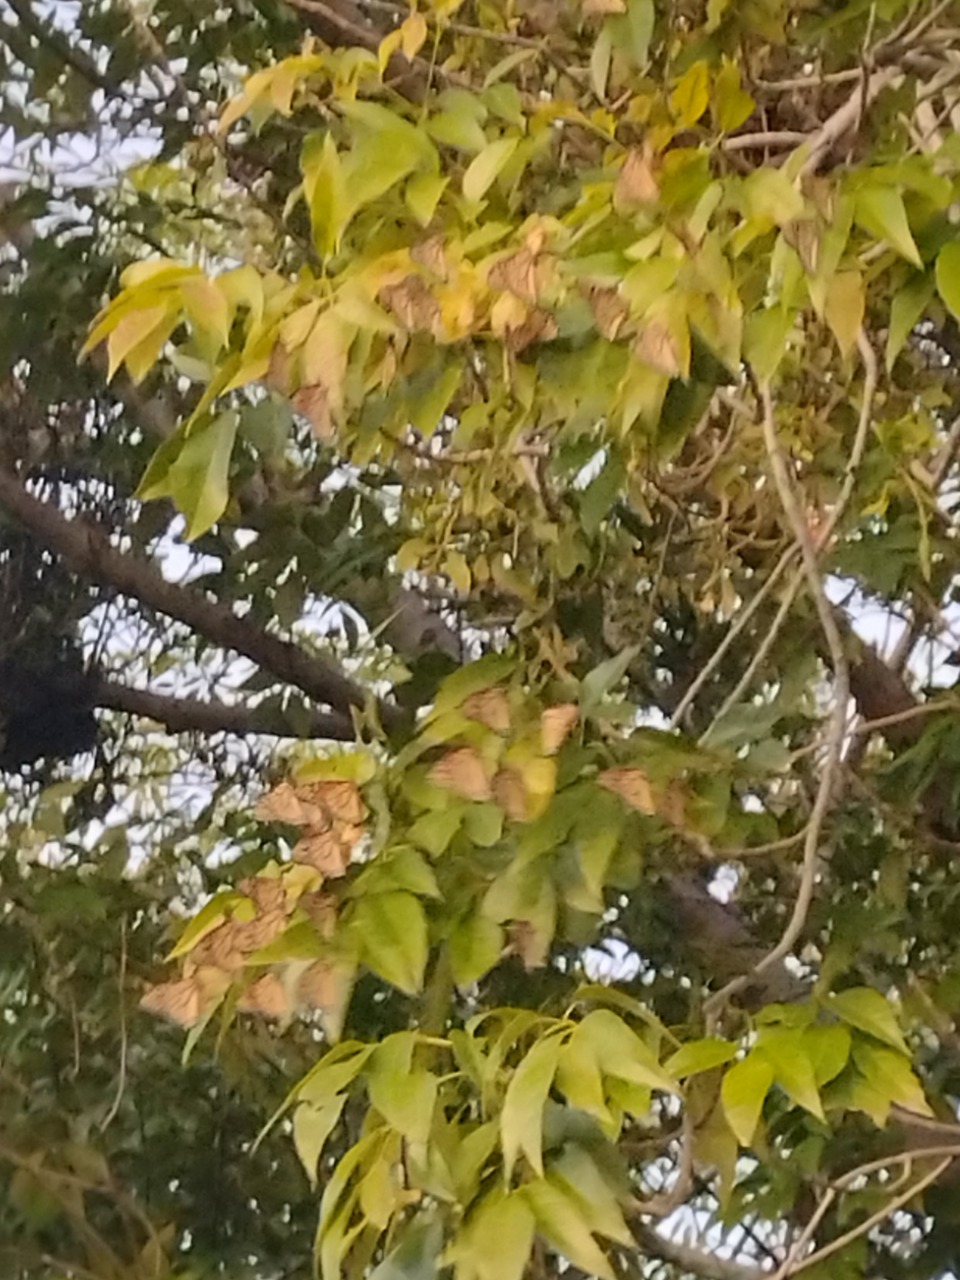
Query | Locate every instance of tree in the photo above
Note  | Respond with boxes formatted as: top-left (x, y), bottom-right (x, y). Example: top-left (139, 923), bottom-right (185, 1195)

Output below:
top-left (5, 0), bottom-right (960, 1277)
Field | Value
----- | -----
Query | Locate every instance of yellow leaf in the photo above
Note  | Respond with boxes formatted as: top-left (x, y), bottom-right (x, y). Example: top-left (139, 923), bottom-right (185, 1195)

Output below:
top-left (218, 265), bottom-right (265, 329)
top-left (123, 312), bottom-right (181, 384)
top-left (444, 549), bottom-right (472, 594)
top-left (106, 303), bottom-right (175, 382)
top-left (377, 27), bottom-right (403, 76)
top-left (463, 137), bottom-right (519, 203)
top-left (400, 10), bottom-right (428, 59)
top-left (670, 61), bottom-right (710, 127)
top-left (823, 271), bottom-right (864, 359)
top-left (181, 276), bottom-right (232, 349)
top-left (120, 259), bottom-right (200, 290)
top-left (301, 310), bottom-right (355, 412)
top-left (279, 299), bottom-right (322, 350)
top-left (218, 66), bottom-right (275, 135)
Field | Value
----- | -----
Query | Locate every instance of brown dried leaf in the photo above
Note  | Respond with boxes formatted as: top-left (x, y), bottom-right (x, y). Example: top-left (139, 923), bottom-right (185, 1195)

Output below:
top-left (233, 906), bottom-right (288, 953)
top-left (659, 780), bottom-right (688, 829)
top-left (411, 235), bottom-right (450, 280)
top-left (293, 829), bottom-right (354, 877)
top-left (239, 876), bottom-right (286, 914)
top-left (301, 891), bottom-right (338, 938)
top-left (140, 979), bottom-right (203, 1027)
top-left (238, 974), bottom-right (290, 1020)
top-left (584, 284), bottom-right (629, 341)
top-left (140, 967), bottom-right (229, 1027)
top-left (633, 322), bottom-right (682, 377)
top-left (598, 766), bottom-right (657, 815)
top-left (379, 274), bottom-right (441, 332)
top-left (462, 687), bottom-right (512, 734)
top-left (265, 342), bottom-right (292, 394)
top-left (614, 147), bottom-right (659, 208)
top-left (256, 781), bottom-right (307, 825)
top-left (292, 384), bottom-right (333, 440)
top-left (506, 307), bottom-right (558, 353)
top-left (298, 957), bottom-right (355, 1041)
top-left (191, 921), bottom-right (246, 971)
top-left (297, 780), bottom-right (367, 825)
top-left (492, 766), bottom-right (529, 822)
top-left (506, 919), bottom-right (549, 969)
top-left (488, 248), bottom-right (539, 304)
top-left (540, 704), bottom-right (579, 754)
top-left (430, 747), bottom-right (493, 802)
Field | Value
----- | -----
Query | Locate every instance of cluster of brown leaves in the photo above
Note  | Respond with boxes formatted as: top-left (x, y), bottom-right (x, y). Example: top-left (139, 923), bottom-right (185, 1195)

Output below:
top-left (140, 870), bottom-right (350, 1031)
top-left (255, 778), bottom-right (367, 877)
top-left (598, 766), bottom-right (687, 827)
top-left (140, 778), bottom-right (369, 1030)
top-left (429, 696), bottom-right (579, 820)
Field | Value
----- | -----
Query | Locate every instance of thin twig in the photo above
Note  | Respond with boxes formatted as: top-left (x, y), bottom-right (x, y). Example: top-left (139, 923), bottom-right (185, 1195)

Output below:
top-left (704, 371), bottom-right (856, 1019)
top-left (669, 545), bottom-right (801, 730)
top-left (787, 1157), bottom-right (951, 1278)
top-left (100, 915), bottom-right (128, 1131)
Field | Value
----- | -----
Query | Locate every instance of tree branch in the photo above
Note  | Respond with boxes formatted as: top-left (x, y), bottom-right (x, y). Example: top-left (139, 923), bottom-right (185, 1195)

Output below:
top-left (91, 678), bottom-right (357, 741)
top-left (633, 1224), bottom-right (765, 1280)
top-left (0, 466), bottom-right (405, 730)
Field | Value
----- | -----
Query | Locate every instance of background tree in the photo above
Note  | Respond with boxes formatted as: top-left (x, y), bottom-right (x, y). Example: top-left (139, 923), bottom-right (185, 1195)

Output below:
top-left (6, 1), bottom-right (960, 1279)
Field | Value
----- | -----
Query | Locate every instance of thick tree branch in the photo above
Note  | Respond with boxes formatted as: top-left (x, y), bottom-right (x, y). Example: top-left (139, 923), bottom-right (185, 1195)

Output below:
top-left (0, 466), bottom-right (405, 730)
top-left (91, 678), bottom-right (356, 741)
top-left (632, 1224), bottom-right (764, 1280)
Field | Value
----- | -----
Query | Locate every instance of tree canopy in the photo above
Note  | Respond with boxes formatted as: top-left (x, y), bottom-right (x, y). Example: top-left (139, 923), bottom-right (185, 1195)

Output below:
top-left (6, 1), bottom-right (960, 1278)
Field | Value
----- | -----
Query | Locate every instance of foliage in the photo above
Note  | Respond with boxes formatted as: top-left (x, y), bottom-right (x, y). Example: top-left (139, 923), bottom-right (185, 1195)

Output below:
top-left (8, 1), bottom-right (960, 1279)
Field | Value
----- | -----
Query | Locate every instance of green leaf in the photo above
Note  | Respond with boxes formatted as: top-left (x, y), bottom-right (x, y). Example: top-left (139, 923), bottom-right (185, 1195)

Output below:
top-left (450, 914), bottom-right (503, 987)
top-left (666, 1037), bottom-right (738, 1079)
top-left (851, 1041), bottom-right (931, 1117)
top-left (501, 1033), bottom-right (563, 1179)
top-left (406, 172), bottom-right (448, 226)
top-left (744, 307), bottom-right (793, 383)
top-left (757, 1027), bottom-right (824, 1120)
top-left (579, 647), bottom-right (638, 715)
top-left (370, 1214), bottom-right (443, 1280)
top-left (555, 1028), bottom-right (610, 1123)
top-left (886, 273), bottom-right (934, 372)
top-left (742, 168), bottom-right (805, 226)
top-left (590, 24), bottom-right (613, 101)
top-left (450, 1190), bottom-right (535, 1280)
top-left (378, 847), bottom-right (441, 898)
top-left (408, 808), bottom-right (463, 857)
top-left (523, 1176), bottom-right (615, 1280)
top-left (353, 891), bottom-right (428, 995)
top-left (462, 802), bottom-right (504, 847)
top-left (369, 1067), bottom-right (437, 1144)
top-left (579, 449), bottom-right (626, 536)
top-left (575, 1010), bottom-right (678, 1094)
top-left (550, 1146), bottom-right (632, 1247)
top-left (721, 1052), bottom-right (774, 1146)
top-left (828, 987), bottom-right (909, 1054)
top-left (855, 186), bottom-right (922, 267)
top-left (804, 1023), bottom-right (851, 1087)
top-left (935, 242), bottom-right (960, 321)
top-left (462, 137), bottom-right (519, 203)
top-left (293, 1095), bottom-right (346, 1186)
top-left (139, 410), bottom-right (239, 540)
